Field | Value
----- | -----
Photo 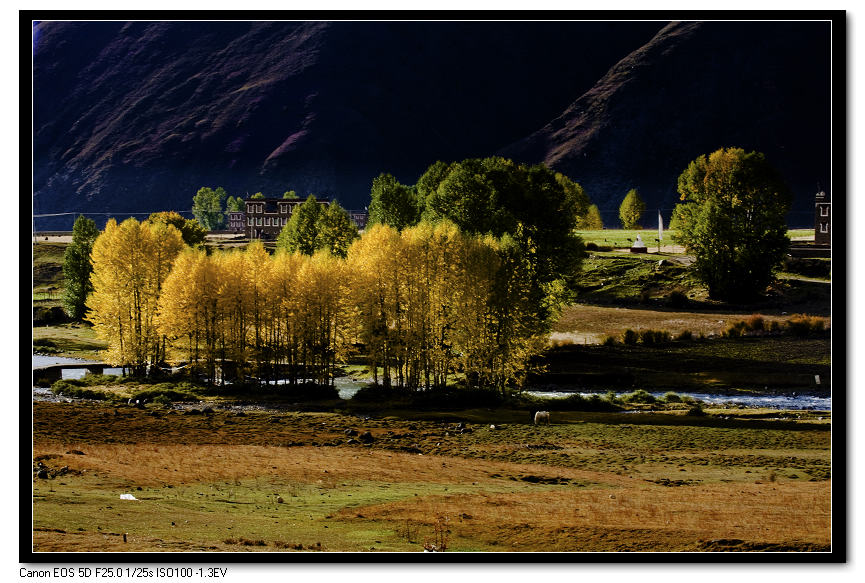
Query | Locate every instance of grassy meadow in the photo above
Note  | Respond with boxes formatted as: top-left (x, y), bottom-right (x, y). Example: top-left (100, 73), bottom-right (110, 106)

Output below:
top-left (33, 402), bottom-right (830, 552)
top-left (30, 229), bottom-right (833, 553)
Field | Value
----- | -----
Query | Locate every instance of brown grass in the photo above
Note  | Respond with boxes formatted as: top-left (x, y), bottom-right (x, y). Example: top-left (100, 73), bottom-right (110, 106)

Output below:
top-left (552, 305), bottom-right (820, 343)
top-left (32, 442), bottom-right (640, 490)
top-left (342, 481), bottom-right (830, 549)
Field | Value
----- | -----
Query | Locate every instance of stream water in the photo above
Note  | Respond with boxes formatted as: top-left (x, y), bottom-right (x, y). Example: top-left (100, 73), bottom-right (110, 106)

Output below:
top-left (32, 355), bottom-right (830, 410)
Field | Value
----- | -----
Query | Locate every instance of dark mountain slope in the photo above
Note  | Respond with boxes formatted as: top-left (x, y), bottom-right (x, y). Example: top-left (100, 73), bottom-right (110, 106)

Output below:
top-left (499, 21), bottom-right (832, 226)
top-left (33, 20), bottom-right (663, 227)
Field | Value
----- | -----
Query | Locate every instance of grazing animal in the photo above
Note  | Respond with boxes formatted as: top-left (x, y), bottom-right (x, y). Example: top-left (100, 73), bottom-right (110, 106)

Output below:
top-left (534, 411), bottom-right (550, 425)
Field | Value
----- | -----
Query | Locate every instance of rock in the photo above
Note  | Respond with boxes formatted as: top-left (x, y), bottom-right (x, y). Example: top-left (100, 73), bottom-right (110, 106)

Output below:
top-left (202, 407), bottom-right (214, 416)
top-left (344, 429), bottom-right (358, 436)
top-left (37, 469), bottom-right (49, 479)
top-left (234, 411), bottom-right (246, 416)
top-left (359, 431), bottom-right (374, 443)
top-left (184, 409), bottom-right (202, 415)
top-left (347, 438), bottom-right (359, 445)
top-left (276, 496), bottom-right (284, 504)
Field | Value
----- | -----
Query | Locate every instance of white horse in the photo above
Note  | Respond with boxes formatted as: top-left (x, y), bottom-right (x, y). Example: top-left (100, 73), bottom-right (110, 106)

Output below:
top-left (534, 410), bottom-right (550, 425)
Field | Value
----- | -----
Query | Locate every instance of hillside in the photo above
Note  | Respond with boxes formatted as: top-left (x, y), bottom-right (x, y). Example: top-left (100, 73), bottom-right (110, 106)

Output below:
top-left (499, 21), bottom-right (832, 226)
top-left (33, 20), bottom-right (662, 228)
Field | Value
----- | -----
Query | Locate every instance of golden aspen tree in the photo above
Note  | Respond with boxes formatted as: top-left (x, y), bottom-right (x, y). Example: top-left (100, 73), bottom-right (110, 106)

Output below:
top-left (215, 249), bottom-right (254, 382)
top-left (268, 250), bottom-right (305, 385)
top-left (347, 224), bottom-right (403, 388)
top-left (157, 248), bottom-right (221, 382)
top-left (87, 217), bottom-right (183, 375)
top-left (244, 241), bottom-right (273, 383)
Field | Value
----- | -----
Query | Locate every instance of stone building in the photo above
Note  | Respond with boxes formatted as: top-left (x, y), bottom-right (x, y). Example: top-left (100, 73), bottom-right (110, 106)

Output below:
top-left (245, 198), bottom-right (331, 240)
top-left (814, 190), bottom-right (831, 246)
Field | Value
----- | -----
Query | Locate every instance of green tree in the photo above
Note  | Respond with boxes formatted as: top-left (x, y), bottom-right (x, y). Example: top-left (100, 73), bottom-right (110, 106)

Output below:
top-left (250, 192), bottom-right (265, 200)
top-left (276, 195), bottom-right (324, 255)
top-left (422, 157), bottom-right (585, 326)
top-left (673, 147), bottom-right (792, 302)
top-left (554, 172), bottom-right (591, 225)
top-left (368, 173), bottom-right (421, 231)
top-left (61, 215), bottom-right (100, 320)
top-left (283, 190), bottom-right (298, 199)
top-left (147, 211), bottom-right (207, 247)
top-left (225, 196), bottom-right (244, 212)
top-left (580, 204), bottom-right (604, 230)
top-left (316, 201), bottom-right (360, 258)
top-left (415, 160), bottom-right (456, 202)
top-left (619, 188), bottom-right (645, 229)
top-left (192, 187), bottom-right (227, 230)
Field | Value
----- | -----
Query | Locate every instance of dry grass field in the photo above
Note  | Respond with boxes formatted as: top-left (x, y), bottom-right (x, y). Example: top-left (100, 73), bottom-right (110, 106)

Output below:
top-left (31, 401), bottom-right (831, 553)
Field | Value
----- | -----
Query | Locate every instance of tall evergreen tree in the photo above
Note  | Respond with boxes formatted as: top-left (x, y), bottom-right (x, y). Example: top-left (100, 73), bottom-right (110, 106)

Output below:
top-left (61, 215), bottom-right (100, 320)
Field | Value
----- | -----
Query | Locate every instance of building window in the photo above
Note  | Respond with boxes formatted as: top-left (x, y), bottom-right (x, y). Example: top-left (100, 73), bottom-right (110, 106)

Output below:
top-left (820, 206), bottom-right (829, 217)
top-left (820, 223), bottom-right (828, 233)
top-left (266, 217), bottom-right (272, 226)
top-left (257, 218), bottom-right (262, 226)
top-left (248, 218), bottom-right (253, 226)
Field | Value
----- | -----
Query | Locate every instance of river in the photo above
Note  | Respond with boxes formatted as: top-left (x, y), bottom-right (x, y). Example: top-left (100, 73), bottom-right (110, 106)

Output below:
top-left (31, 355), bottom-right (830, 410)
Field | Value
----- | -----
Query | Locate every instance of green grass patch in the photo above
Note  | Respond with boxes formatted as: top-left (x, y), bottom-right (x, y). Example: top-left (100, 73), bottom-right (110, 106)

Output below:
top-left (33, 324), bottom-right (107, 359)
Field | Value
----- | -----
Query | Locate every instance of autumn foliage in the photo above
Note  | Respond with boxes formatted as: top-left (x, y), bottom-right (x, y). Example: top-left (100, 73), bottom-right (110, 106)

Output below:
top-left (87, 218), bottom-right (547, 393)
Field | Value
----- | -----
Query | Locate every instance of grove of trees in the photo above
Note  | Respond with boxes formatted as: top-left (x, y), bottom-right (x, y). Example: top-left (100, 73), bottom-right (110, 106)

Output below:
top-left (672, 147), bottom-right (792, 302)
top-left (87, 217), bottom-right (548, 393)
top-left (368, 157), bottom-right (588, 326)
top-left (85, 158), bottom-right (590, 393)
top-left (86, 218), bottom-right (184, 375)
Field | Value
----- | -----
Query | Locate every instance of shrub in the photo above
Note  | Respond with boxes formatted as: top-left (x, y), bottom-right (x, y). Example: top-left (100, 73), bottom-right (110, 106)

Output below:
top-left (663, 391), bottom-right (682, 403)
top-left (723, 320), bottom-right (748, 338)
top-left (605, 390), bottom-right (620, 404)
top-left (602, 335), bottom-right (617, 346)
top-left (639, 329), bottom-right (671, 345)
top-left (622, 329), bottom-right (639, 345)
top-left (50, 380), bottom-right (111, 401)
top-left (78, 373), bottom-right (122, 386)
top-left (129, 386), bottom-right (199, 403)
top-left (621, 389), bottom-right (656, 404)
top-left (151, 394), bottom-right (173, 406)
top-left (674, 330), bottom-right (693, 342)
top-left (585, 242), bottom-right (598, 251)
top-left (745, 314), bottom-right (765, 332)
top-left (668, 290), bottom-right (689, 308)
top-left (786, 314), bottom-right (827, 337)
top-left (686, 402), bottom-right (706, 416)
top-left (767, 320), bottom-right (781, 333)
top-left (639, 290), bottom-right (652, 304)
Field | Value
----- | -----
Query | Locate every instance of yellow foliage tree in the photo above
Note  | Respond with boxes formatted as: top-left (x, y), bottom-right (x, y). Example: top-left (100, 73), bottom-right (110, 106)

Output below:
top-left (87, 218), bottom-right (183, 374)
